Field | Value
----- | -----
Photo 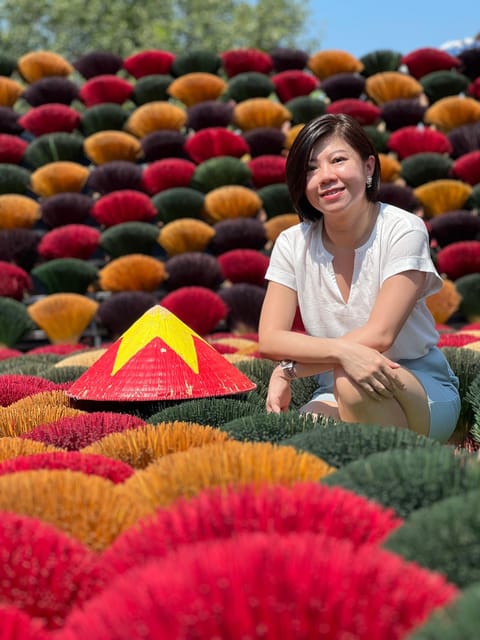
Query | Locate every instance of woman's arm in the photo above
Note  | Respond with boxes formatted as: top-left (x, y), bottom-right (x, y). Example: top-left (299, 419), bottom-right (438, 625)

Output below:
top-left (258, 281), bottom-right (342, 365)
top-left (261, 273), bottom-right (427, 412)
top-left (343, 270), bottom-right (427, 351)
top-left (259, 270), bottom-right (427, 374)
top-left (344, 271), bottom-right (426, 353)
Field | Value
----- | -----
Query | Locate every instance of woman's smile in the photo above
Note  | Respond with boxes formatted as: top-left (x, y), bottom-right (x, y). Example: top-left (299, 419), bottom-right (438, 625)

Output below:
top-left (320, 186), bottom-right (345, 200)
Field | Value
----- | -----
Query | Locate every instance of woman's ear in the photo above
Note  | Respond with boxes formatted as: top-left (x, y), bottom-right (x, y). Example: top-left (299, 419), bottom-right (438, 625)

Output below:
top-left (366, 154), bottom-right (376, 175)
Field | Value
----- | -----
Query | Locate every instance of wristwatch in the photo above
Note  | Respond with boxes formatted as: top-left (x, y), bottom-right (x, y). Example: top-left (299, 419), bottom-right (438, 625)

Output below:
top-left (280, 360), bottom-right (297, 380)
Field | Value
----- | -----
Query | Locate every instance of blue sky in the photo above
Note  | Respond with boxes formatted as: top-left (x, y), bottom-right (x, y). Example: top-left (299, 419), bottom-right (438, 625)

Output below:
top-left (305, 0), bottom-right (479, 58)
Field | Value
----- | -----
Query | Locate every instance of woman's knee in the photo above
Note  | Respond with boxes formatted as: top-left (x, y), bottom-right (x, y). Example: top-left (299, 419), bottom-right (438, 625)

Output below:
top-left (333, 368), bottom-right (365, 409)
top-left (333, 367), bottom-right (405, 426)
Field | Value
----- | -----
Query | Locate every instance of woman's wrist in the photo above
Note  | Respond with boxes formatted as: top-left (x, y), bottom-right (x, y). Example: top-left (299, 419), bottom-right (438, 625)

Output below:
top-left (333, 338), bottom-right (350, 365)
top-left (274, 363), bottom-right (293, 383)
top-left (279, 360), bottom-right (297, 380)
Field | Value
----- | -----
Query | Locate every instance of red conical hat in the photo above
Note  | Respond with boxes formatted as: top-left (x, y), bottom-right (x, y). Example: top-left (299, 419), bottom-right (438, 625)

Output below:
top-left (66, 305), bottom-right (256, 401)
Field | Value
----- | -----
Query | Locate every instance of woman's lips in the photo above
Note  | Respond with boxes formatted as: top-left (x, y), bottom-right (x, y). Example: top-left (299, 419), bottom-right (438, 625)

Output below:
top-left (320, 187), bottom-right (344, 199)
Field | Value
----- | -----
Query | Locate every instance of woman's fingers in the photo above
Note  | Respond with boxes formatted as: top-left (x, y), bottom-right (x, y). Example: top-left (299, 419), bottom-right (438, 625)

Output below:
top-left (267, 401), bottom-right (286, 413)
top-left (364, 381), bottom-right (390, 399)
top-left (374, 383), bottom-right (394, 398)
top-left (363, 367), bottom-right (406, 398)
top-left (377, 366), bottom-right (406, 391)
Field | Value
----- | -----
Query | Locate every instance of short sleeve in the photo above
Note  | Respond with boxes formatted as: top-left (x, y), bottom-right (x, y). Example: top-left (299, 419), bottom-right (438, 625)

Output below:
top-left (382, 216), bottom-right (443, 297)
top-left (265, 229), bottom-right (298, 291)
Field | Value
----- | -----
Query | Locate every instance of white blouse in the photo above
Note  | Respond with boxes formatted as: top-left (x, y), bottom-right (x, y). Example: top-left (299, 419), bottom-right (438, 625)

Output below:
top-left (265, 202), bottom-right (443, 361)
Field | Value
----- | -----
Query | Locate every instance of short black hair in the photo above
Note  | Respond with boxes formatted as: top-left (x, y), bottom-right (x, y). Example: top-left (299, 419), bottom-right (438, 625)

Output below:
top-left (285, 113), bottom-right (380, 222)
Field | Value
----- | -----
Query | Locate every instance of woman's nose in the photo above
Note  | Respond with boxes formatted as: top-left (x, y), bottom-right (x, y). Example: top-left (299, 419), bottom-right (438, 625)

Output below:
top-left (316, 164), bottom-right (336, 185)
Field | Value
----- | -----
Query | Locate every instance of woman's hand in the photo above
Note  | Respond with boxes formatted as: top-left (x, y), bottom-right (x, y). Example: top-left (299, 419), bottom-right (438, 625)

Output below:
top-left (266, 365), bottom-right (292, 413)
top-left (337, 340), bottom-right (405, 399)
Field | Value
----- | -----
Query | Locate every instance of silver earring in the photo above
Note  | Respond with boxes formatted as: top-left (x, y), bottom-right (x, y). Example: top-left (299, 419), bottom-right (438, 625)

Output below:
top-left (366, 175), bottom-right (373, 188)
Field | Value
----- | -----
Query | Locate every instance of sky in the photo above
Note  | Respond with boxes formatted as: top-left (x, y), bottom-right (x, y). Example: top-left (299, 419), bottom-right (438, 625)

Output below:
top-left (305, 0), bottom-right (479, 58)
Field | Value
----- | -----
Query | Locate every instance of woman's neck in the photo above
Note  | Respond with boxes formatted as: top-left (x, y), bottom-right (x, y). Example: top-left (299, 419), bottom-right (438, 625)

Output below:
top-left (322, 201), bottom-right (379, 250)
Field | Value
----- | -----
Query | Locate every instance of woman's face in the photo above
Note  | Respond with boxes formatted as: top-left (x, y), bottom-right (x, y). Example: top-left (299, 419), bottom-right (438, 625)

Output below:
top-left (305, 134), bottom-right (375, 216)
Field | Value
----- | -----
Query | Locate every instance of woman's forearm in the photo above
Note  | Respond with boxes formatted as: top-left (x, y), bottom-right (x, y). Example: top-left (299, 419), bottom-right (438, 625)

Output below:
top-left (260, 326), bottom-right (389, 381)
top-left (275, 361), bottom-right (334, 380)
top-left (259, 329), bottom-right (345, 366)
top-left (341, 323), bottom-right (391, 352)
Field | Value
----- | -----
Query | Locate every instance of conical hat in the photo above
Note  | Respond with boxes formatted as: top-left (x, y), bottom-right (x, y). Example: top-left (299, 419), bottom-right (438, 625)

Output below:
top-left (66, 305), bottom-right (256, 401)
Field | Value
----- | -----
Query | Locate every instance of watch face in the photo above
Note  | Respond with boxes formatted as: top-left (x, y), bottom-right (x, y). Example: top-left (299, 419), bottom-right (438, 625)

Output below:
top-left (281, 361), bottom-right (296, 379)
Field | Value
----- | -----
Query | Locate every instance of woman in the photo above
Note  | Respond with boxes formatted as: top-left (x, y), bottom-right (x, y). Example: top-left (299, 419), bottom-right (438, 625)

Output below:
top-left (258, 113), bottom-right (460, 442)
